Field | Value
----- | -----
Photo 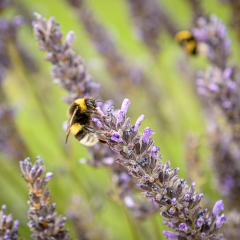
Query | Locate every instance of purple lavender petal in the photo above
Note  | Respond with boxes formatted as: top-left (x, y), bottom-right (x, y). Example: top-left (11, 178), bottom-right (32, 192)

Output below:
top-left (222, 67), bottom-right (232, 79)
top-left (111, 132), bottom-right (122, 142)
top-left (197, 217), bottom-right (204, 228)
top-left (44, 172), bottom-right (54, 182)
top-left (216, 214), bottom-right (226, 228)
top-left (179, 223), bottom-right (188, 232)
top-left (116, 110), bottom-right (125, 123)
top-left (92, 118), bottom-right (103, 128)
top-left (163, 230), bottom-right (178, 239)
top-left (142, 127), bottom-right (155, 143)
top-left (65, 31), bottom-right (75, 47)
top-left (134, 115), bottom-right (145, 132)
top-left (121, 99), bottom-right (131, 114)
top-left (151, 145), bottom-right (160, 160)
top-left (212, 200), bottom-right (224, 216)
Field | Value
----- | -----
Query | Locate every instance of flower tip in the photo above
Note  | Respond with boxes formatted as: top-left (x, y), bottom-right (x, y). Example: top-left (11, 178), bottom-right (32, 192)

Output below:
top-left (142, 127), bottom-right (155, 143)
top-left (66, 31), bottom-right (75, 46)
top-left (45, 172), bottom-right (54, 182)
top-left (213, 199), bottom-right (224, 216)
top-left (134, 115), bottom-right (145, 132)
top-left (92, 118), bottom-right (103, 128)
top-left (121, 99), bottom-right (131, 114)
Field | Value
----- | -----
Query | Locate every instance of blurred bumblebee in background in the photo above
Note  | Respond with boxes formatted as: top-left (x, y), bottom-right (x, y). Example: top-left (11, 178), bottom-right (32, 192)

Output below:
top-left (175, 30), bottom-right (208, 56)
top-left (175, 30), bottom-right (197, 55)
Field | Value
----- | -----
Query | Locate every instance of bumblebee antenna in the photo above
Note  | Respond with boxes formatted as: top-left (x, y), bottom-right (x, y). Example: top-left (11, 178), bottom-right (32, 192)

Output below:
top-left (95, 99), bottom-right (108, 104)
top-left (65, 106), bottom-right (78, 144)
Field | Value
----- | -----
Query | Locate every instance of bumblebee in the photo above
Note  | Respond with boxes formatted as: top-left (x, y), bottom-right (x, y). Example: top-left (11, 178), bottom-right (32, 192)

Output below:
top-left (175, 30), bottom-right (197, 55)
top-left (65, 97), bottom-right (102, 146)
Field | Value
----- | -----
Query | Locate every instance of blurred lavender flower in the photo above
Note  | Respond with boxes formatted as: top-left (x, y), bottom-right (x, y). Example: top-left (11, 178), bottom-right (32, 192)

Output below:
top-left (67, 196), bottom-right (111, 240)
top-left (192, 15), bottom-right (230, 69)
top-left (222, 209), bottom-right (240, 239)
top-left (20, 157), bottom-right (70, 239)
top-left (127, 0), bottom-right (163, 54)
top-left (67, 0), bottom-right (145, 85)
top-left (94, 98), bottom-right (226, 239)
top-left (33, 13), bottom-right (100, 103)
top-left (0, 65), bottom-right (27, 160)
top-left (0, 104), bottom-right (27, 160)
top-left (0, 205), bottom-right (19, 239)
top-left (196, 66), bottom-right (240, 140)
top-left (211, 132), bottom-right (240, 208)
top-left (186, 0), bottom-right (204, 21)
top-left (0, 16), bottom-right (23, 68)
top-left (0, 14), bottom-right (38, 72)
top-left (0, 0), bottom-right (12, 12)
top-left (127, 0), bottom-right (179, 53)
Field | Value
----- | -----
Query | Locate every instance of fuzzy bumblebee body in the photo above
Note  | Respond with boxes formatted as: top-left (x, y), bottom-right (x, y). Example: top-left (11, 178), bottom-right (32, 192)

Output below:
top-left (175, 30), bottom-right (197, 55)
top-left (66, 97), bottom-right (99, 146)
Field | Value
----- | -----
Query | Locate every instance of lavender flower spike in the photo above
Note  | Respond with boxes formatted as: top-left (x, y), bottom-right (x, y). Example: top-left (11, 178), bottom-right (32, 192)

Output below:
top-left (0, 205), bottom-right (19, 239)
top-left (96, 98), bottom-right (225, 239)
top-left (20, 157), bottom-right (70, 239)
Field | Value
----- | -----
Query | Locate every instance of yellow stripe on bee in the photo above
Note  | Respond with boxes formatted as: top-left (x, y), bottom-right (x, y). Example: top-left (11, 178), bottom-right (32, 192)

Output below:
top-left (75, 98), bottom-right (87, 112)
top-left (70, 123), bottom-right (82, 135)
top-left (175, 30), bottom-right (192, 42)
top-left (185, 40), bottom-right (196, 54)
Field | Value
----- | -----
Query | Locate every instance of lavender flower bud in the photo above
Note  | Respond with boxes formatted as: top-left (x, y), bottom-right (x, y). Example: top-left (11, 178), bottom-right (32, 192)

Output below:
top-left (65, 31), bottom-right (75, 47)
top-left (151, 146), bottom-right (160, 160)
top-left (116, 110), bottom-right (125, 123)
top-left (121, 99), bottom-right (131, 114)
top-left (142, 127), bottom-right (155, 143)
top-left (111, 132), bottom-right (122, 142)
top-left (134, 115), bottom-right (145, 132)
top-left (212, 200), bottom-right (224, 216)
top-left (92, 118), bottom-right (103, 128)
top-left (216, 214), bottom-right (226, 228)
top-left (179, 223), bottom-right (188, 232)
top-left (163, 230), bottom-right (178, 239)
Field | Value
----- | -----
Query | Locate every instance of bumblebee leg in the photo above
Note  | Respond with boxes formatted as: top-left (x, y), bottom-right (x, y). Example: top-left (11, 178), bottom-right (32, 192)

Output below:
top-left (65, 128), bottom-right (71, 144)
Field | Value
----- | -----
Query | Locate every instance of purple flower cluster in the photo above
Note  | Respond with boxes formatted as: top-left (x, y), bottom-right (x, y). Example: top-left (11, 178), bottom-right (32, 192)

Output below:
top-left (196, 66), bottom-right (240, 129)
top-left (93, 98), bottom-right (226, 239)
top-left (0, 205), bottom-right (19, 240)
top-left (19, 157), bottom-right (70, 239)
top-left (32, 13), bottom-right (100, 103)
top-left (192, 15), bottom-right (230, 69)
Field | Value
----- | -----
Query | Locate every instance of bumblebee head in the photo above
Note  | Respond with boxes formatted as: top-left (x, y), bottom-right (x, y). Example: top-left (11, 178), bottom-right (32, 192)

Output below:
top-left (85, 97), bottom-right (97, 110)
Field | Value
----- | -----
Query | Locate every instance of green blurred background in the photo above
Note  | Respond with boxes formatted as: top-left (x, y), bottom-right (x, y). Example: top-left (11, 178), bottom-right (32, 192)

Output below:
top-left (0, 0), bottom-right (237, 239)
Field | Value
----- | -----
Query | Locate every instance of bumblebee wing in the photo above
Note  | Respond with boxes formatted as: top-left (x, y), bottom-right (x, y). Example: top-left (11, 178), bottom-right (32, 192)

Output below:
top-left (65, 106), bottom-right (78, 144)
